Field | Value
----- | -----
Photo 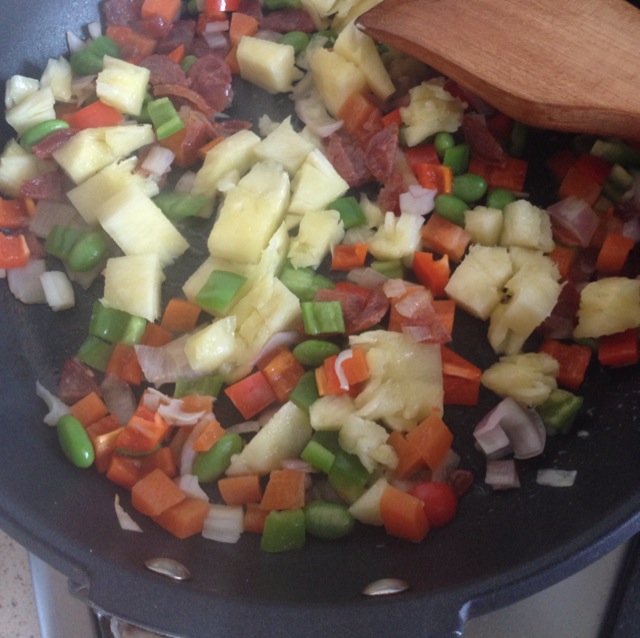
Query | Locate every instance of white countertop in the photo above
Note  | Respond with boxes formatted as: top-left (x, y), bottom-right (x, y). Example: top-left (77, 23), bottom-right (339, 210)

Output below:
top-left (0, 530), bottom-right (41, 638)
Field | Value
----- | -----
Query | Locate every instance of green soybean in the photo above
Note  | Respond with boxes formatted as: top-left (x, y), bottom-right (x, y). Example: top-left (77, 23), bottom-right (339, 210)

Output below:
top-left (453, 173), bottom-right (488, 203)
top-left (278, 31), bottom-right (310, 55)
top-left (293, 339), bottom-right (340, 367)
top-left (20, 119), bottom-right (70, 151)
top-left (434, 194), bottom-right (469, 226)
top-left (264, 0), bottom-right (301, 8)
top-left (193, 433), bottom-right (243, 483)
top-left (434, 132), bottom-right (455, 159)
top-left (57, 415), bottom-right (95, 468)
top-left (486, 188), bottom-right (516, 210)
top-left (443, 143), bottom-right (470, 175)
top-left (304, 500), bottom-right (354, 540)
top-left (66, 231), bottom-right (107, 272)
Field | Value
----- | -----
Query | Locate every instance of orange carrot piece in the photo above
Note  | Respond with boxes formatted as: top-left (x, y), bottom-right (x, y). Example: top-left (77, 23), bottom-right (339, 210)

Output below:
top-left (330, 243), bottom-right (368, 270)
top-left (229, 11), bottom-right (260, 47)
top-left (117, 411), bottom-right (170, 453)
top-left (244, 503), bottom-right (268, 534)
top-left (432, 299), bottom-right (456, 335)
top-left (595, 232), bottom-right (635, 275)
top-left (558, 164), bottom-right (601, 207)
top-left (406, 412), bottom-right (454, 471)
top-left (160, 298), bottom-right (202, 333)
top-left (260, 348), bottom-right (306, 403)
top-left (192, 418), bottom-right (225, 452)
top-left (88, 424), bottom-right (124, 473)
top-left (152, 497), bottom-right (211, 539)
top-left (196, 136), bottom-right (224, 161)
top-left (140, 322), bottom-right (174, 347)
top-left (106, 343), bottom-right (143, 386)
top-left (132, 467), bottom-right (186, 517)
top-left (421, 213), bottom-right (472, 262)
top-left (380, 485), bottom-right (430, 542)
top-left (337, 92), bottom-right (383, 142)
top-left (387, 430), bottom-right (424, 479)
top-left (548, 245), bottom-right (577, 280)
top-left (180, 394), bottom-right (215, 413)
top-left (141, 0), bottom-right (181, 22)
top-left (69, 391), bottom-right (109, 427)
top-left (167, 43), bottom-right (185, 64)
top-left (259, 469), bottom-right (306, 511)
top-left (218, 474), bottom-right (263, 505)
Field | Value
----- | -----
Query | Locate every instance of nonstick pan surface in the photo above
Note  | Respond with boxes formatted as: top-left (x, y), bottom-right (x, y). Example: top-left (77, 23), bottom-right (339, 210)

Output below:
top-left (1, 2), bottom-right (640, 637)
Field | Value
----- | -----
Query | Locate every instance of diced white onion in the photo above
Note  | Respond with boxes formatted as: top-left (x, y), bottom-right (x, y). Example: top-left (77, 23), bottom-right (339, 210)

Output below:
top-left (294, 91), bottom-right (343, 138)
top-left (225, 420), bottom-right (260, 434)
top-left (40, 270), bottom-right (75, 311)
top-left (101, 374), bottom-right (136, 426)
top-left (30, 200), bottom-right (84, 239)
top-left (202, 30), bottom-right (228, 50)
top-left (280, 458), bottom-right (315, 473)
top-left (174, 474), bottom-right (209, 501)
top-left (87, 21), bottom-right (103, 39)
top-left (399, 185), bottom-right (436, 216)
top-left (536, 468), bottom-right (577, 487)
top-left (35, 381), bottom-right (69, 426)
top-left (180, 418), bottom-right (211, 476)
top-left (334, 349), bottom-right (353, 390)
top-left (114, 494), bottom-right (143, 532)
top-left (66, 31), bottom-right (85, 54)
top-left (346, 267), bottom-right (388, 288)
top-left (141, 145), bottom-right (175, 177)
top-left (204, 19), bottom-right (229, 33)
top-left (135, 336), bottom-right (201, 386)
top-left (202, 504), bottom-right (244, 543)
top-left (254, 29), bottom-right (282, 43)
top-left (174, 170), bottom-right (197, 193)
top-left (7, 259), bottom-right (47, 304)
top-left (485, 459), bottom-right (521, 490)
top-left (382, 278), bottom-right (410, 299)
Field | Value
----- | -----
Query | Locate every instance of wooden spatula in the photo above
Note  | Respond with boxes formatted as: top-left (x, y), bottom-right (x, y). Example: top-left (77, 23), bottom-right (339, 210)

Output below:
top-left (357, 0), bottom-right (640, 140)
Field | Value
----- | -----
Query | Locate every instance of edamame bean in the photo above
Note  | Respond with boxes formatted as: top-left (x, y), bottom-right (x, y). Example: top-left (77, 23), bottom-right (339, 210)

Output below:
top-left (57, 414), bottom-right (94, 468)
top-left (278, 31), bottom-right (310, 55)
top-left (434, 194), bottom-right (469, 226)
top-left (443, 143), bottom-right (470, 175)
top-left (434, 132), bottom-right (455, 159)
top-left (293, 339), bottom-right (340, 367)
top-left (304, 500), bottom-right (354, 540)
top-left (453, 173), bottom-right (488, 203)
top-left (264, 0), bottom-right (301, 8)
top-left (20, 119), bottom-right (70, 151)
top-left (193, 433), bottom-right (243, 483)
top-left (67, 231), bottom-right (107, 272)
top-left (486, 188), bottom-right (516, 210)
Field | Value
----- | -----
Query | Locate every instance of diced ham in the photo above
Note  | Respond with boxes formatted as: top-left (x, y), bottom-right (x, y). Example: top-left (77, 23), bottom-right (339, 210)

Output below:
top-left (154, 83), bottom-right (216, 118)
top-left (238, 0), bottom-right (264, 20)
top-left (188, 36), bottom-right (216, 58)
top-left (211, 118), bottom-right (252, 137)
top-left (260, 8), bottom-right (316, 33)
top-left (58, 358), bottom-right (102, 404)
top-left (103, 0), bottom-right (143, 26)
top-left (137, 14), bottom-right (173, 39)
top-left (187, 54), bottom-right (233, 114)
top-left (31, 129), bottom-right (78, 159)
top-left (325, 130), bottom-right (373, 188)
top-left (20, 170), bottom-right (63, 201)
top-left (462, 112), bottom-right (507, 166)
top-left (365, 123), bottom-right (399, 182)
top-left (155, 19), bottom-right (196, 55)
top-left (139, 54), bottom-right (188, 86)
top-left (377, 172), bottom-right (404, 214)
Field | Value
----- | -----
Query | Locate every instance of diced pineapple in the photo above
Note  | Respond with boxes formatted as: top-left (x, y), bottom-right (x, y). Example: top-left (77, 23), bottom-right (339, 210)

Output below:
top-left (67, 158), bottom-right (160, 225)
top-left (464, 205), bottom-right (504, 245)
top-left (300, 0), bottom-right (339, 19)
top-left (400, 79), bottom-right (465, 147)
top-left (331, 0), bottom-right (384, 30)
top-left (97, 182), bottom-right (189, 267)
top-left (0, 140), bottom-right (56, 198)
top-left (289, 148), bottom-right (349, 214)
top-left (4, 75), bottom-right (40, 109)
top-left (310, 394), bottom-right (357, 431)
top-left (53, 124), bottom-right (154, 184)
top-left (349, 330), bottom-right (443, 431)
top-left (96, 56), bottom-right (150, 116)
top-left (309, 48), bottom-right (368, 117)
top-left (237, 36), bottom-right (300, 94)
top-left (253, 116), bottom-right (317, 175)
top-left (102, 254), bottom-right (165, 322)
top-left (288, 209), bottom-right (344, 268)
top-left (500, 200), bottom-right (554, 252)
top-left (5, 87), bottom-right (56, 134)
top-left (488, 260), bottom-right (563, 354)
top-left (226, 402), bottom-right (313, 475)
top-left (40, 57), bottom-right (72, 103)
top-left (481, 352), bottom-right (559, 406)
top-left (333, 21), bottom-right (395, 100)
top-left (207, 161), bottom-right (290, 264)
top-left (339, 414), bottom-right (394, 473)
top-left (367, 212), bottom-right (423, 260)
top-left (183, 316), bottom-right (238, 374)
top-left (573, 277), bottom-right (640, 339)
top-left (348, 477), bottom-right (388, 526)
top-left (444, 245), bottom-right (513, 320)
top-left (192, 129), bottom-right (260, 198)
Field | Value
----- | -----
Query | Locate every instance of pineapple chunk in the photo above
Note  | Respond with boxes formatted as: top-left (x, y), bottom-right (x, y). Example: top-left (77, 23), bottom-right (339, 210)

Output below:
top-left (310, 394), bottom-right (358, 431)
top-left (350, 330), bottom-right (443, 431)
top-left (67, 158), bottom-right (160, 225)
top-left (331, 0), bottom-right (384, 30)
top-left (226, 402), bottom-right (313, 475)
top-left (0, 140), bottom-right (56, 198)
top-left (254, 116), bottom-right (317, 175)
top-left (97, 182), bottom-right (189, 267)
top-left (488, 258), bottom-right (563, 354)
top-left (333, 21), bottom-right (395, 100)
top-left (192, 129), bottom-right (260, 198)
top-left (102, 254), bottom-right (165, 322)
top-left (309, 48), bottom-right (368, 117)
top-left (288, 209), bottom-right (344, 268)
top-left (348, 477), bottom-right (388, 526)
top-left (4, 75), bottom-right (40, 109)
top-left (400, 79), bottom-right (465, 147)
top-left (183, 316), bottom-right (238, 374)
top-left (96, 56), bottom-right (150, 116)
top-left (40, 57), bottom-right (72, 103)
top-left (237, 36), bottom-right (300, 94)
top-left (53, 124), bottom-right (154, 184)
top-left (367, 212), bottom-right (423, 260)
top-left (573, 277), bottom-right (640, 339)
top-left (289, 148), bottom-right (349, 214)
top-left (464, 205), bottom-right (504, 246)
top-left (5, 87), bottom-right (56, 135)
top-left (445, 245), bottom-right (513, 320)
top-left (339, 414), bottom-right (395, 473)
top-left (500, 200), bottom-right (554, 252)
top-left (207, 161), bottom-right (290, 264)
top-left (481, 352), bottom-right (559, 406)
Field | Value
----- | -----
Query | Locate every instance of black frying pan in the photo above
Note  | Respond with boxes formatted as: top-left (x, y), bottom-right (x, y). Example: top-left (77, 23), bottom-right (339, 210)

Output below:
top-left (1, 2), bottom-right (640, 637)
